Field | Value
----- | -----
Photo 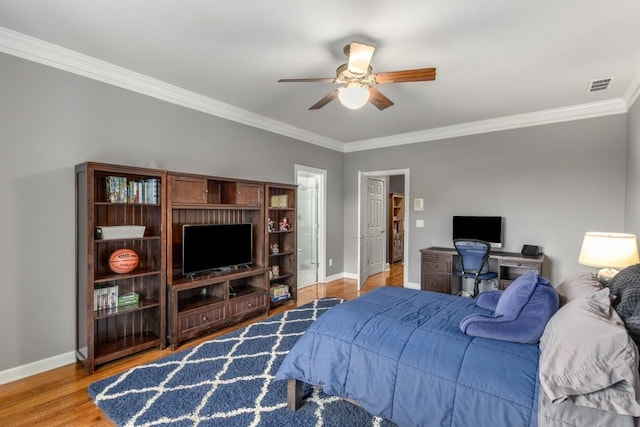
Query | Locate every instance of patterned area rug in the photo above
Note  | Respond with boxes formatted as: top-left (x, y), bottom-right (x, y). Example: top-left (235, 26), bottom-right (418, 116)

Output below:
top-left (89, 298), bottom-right (397, 427)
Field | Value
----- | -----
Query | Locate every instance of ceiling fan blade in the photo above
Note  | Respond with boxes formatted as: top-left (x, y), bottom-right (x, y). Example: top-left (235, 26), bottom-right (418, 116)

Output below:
top-left (278, 78), bottom-right (336, 83)
top-left (347, 41), bottom-right (376, 74)
top-left (309, 89), bottom-right (340, 110)
top-left (368, 86), bottom-right (394, 110)
top-left (374, 67), bottom-right (437, 84)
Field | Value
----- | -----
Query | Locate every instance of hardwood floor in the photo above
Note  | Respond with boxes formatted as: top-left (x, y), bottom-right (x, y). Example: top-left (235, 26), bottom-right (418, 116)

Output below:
top-left (0, 263), bottom-right (403, 426)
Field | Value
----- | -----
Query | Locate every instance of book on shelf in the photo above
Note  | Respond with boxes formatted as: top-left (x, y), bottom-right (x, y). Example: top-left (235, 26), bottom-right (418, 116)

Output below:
top-left (94, 285), bottom-right (118, 311)
top-left (270, 284), bottom-right (290, 302)
top-left (117, 292), bottom-right (140, 307)
top-left (103, 176), bottom-right (160, 204)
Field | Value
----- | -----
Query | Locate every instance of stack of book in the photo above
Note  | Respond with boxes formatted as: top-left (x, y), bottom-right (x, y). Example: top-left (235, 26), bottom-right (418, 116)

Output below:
top-left (104, 176), bottom-right (160, 204)
top-left (94, 287), bottom-right (140, 311)
top-left (94, 285), bottom-right (118, 311)
top-left (270, 284), bottom-right (290, 303)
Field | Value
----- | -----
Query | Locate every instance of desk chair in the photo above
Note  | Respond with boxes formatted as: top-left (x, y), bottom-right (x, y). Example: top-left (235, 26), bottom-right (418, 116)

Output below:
top-left (453, 239), bottom-right (498, 297)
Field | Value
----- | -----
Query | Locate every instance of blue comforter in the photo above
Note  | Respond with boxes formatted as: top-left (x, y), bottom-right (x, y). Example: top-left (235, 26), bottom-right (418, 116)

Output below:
top-left (276, 286), bottom-right (540, 427)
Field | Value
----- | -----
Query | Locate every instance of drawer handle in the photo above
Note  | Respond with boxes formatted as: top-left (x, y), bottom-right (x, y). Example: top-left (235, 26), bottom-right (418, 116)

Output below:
top-left (434, 264), bottom-right (438, 268)
top-left (202, 316), bottom-right (208, 321)
top-left (247, 303), bottom-right (253, 307)
top-left (517, 263), bottom-right (522, 266)
top-left (432, 282), bottom-right (438, 287)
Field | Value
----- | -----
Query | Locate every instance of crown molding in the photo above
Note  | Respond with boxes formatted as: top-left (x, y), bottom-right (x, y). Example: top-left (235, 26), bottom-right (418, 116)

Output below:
top-left (344, 99), bottom-right (628, 153)
top-left (0, 26), bottom-right (344, 152)
top-left (1, 26), bottom-right (636, 155)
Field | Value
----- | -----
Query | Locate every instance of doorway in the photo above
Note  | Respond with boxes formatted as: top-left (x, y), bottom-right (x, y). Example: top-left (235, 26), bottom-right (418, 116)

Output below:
top-left (296, 165), bottom-right (326, 288)
top-left (358, 169), bottom-right (410, 289)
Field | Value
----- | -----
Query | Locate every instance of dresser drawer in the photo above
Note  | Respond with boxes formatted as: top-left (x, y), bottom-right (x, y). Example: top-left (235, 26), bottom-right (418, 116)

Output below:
top-left (178, 303), bottom-right (226, 334)
top-left (422, 251), bottom-right (454, 263)
top-left (422, 274), bottom-right (451, 294)
top-left (424, 260), bottom-right (451, 273)
top-left (228, 292), bottom-right (267, 317)
top-left (499, 260), bottom-right (540, 269)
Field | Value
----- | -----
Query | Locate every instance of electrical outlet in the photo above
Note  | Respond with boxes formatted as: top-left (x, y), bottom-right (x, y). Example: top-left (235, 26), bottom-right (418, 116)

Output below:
top-left (416, 219), bottom-right (424, 228)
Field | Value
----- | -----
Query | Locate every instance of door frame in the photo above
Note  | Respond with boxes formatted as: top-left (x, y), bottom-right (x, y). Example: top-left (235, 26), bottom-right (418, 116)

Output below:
top-left (357, 169), bottom-right (410, 289)
top-left (295, 164), bottom-right (327, 284)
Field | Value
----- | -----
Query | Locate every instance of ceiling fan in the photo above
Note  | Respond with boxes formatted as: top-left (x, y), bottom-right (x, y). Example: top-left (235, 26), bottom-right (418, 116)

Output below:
top-left (278, 41), bottom-right (436, 111)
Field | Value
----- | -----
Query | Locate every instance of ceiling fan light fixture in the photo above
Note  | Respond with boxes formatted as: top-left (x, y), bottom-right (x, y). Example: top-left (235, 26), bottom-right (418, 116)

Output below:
top-left (338, 84), bottom-right (370, 109)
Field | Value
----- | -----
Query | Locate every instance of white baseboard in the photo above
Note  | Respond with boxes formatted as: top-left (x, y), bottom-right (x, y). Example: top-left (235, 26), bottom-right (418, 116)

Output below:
top-left (325, 272), bottom-right (358, 282)
top-left (0, 351), bottom-right (76, 385)
top-left (405, 281), bottom-right (421, 290)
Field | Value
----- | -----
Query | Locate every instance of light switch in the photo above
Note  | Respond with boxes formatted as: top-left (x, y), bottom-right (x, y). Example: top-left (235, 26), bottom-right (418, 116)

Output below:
top-left (416, 219), bottom-right (424, 228)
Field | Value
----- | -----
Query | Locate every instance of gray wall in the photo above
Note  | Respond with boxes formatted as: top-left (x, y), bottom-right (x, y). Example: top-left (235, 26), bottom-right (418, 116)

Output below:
top-left (345, 115), bottom-right (628, 285)
top-left (626, 97), bottom-right (640, 235)
top-left (0, 53), bottom-right (344, 372)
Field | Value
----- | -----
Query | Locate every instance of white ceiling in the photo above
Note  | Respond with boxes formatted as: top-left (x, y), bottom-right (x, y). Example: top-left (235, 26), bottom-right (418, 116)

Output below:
top-left (1, 1), bottom-right (640, 152)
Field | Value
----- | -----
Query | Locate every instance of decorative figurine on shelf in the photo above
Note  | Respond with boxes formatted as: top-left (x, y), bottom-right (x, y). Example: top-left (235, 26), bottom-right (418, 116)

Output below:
top-left (268, 218), bottom-right (275, 232)
top-left (279, 217), bottom-right (290, 231)
top-left (270, 243), bottom-right (279, 254)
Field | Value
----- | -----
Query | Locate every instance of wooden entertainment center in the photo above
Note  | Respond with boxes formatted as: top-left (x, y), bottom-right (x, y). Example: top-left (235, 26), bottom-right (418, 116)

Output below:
top-left (76, 162), bottom-right (297, 372)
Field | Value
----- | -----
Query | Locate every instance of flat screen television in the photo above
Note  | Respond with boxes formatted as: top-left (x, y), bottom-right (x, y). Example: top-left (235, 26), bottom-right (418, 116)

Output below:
top-left (452, 216), bottom-right (503, 248)
top-left (182, 223), bottom-right (253, 276)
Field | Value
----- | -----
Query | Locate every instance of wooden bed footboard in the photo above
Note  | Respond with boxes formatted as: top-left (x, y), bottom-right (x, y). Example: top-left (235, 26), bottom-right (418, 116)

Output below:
top-left (287, 379), bottom-right (303, 411)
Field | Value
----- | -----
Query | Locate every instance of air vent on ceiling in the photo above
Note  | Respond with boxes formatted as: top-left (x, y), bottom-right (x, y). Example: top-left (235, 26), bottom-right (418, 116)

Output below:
top-left (588, 78), bottom-right (613, 92)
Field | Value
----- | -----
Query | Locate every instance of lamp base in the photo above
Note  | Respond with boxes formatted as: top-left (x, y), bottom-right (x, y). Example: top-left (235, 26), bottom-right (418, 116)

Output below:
top-left (596, 268), bottom-right (620, 285)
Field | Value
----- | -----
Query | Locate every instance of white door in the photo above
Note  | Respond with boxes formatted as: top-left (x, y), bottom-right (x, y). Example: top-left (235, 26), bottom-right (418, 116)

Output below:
top-left (366, 177), bottom-right (385, 277)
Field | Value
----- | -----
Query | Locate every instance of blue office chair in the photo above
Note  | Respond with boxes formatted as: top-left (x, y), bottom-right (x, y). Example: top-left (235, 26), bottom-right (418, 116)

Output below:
top-left (453, 239), bottom-right (498, 297)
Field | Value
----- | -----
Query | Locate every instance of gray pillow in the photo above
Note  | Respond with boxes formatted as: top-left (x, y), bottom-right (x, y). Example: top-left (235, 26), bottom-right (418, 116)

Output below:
top-left (608, 264), bottom-right (640, 345)
top-left (539, 288), bottom-right (640, 416)
top-left (555, 271), bottom-right (601, 306)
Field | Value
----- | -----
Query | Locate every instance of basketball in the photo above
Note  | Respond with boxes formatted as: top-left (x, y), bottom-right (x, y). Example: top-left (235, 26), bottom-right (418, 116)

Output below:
top-left (108, 248), bottom-right (139, 274)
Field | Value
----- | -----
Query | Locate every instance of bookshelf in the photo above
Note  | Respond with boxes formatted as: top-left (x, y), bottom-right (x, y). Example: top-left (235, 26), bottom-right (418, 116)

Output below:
top-left (389, 193), bottom-right (404, 263)
top-left (75, 162), bottom-right (166, 373)
top-left (266, 183), bottom-right (297, 308)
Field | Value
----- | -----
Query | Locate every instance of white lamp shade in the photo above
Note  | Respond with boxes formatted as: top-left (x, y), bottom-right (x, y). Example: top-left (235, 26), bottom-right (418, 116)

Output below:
top-left (578, 232), bottom-right (640, 268)
top-left (338, 85), bottom-right (370, 109)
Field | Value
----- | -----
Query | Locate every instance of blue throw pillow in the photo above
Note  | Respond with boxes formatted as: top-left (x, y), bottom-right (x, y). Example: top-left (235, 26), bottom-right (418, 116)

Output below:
top-left (459, 271), bottom-right (559, 344)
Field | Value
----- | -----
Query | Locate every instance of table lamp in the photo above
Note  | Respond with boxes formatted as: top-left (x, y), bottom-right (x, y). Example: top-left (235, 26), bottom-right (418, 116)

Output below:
top-left (578, 232), bottom-right (640, 284)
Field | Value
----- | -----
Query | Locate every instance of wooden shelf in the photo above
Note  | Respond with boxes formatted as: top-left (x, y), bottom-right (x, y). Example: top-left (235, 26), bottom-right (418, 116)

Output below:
top-left (94, 298), bottom-right (160, 320)
top-left (94, 331), bottom-right (160, 365)
top-left (94, 269), bottom-right (162, 284)
top-left (178, 294), bottom-right (225, 312)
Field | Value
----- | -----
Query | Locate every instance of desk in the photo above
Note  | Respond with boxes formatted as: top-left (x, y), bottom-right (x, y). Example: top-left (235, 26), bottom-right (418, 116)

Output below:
top-left (420, 247), bottom-right (545, 295)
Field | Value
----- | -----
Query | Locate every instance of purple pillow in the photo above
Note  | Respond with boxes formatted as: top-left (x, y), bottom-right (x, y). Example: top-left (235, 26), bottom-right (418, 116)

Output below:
top-left (459, 271), bottom-right (559, 344)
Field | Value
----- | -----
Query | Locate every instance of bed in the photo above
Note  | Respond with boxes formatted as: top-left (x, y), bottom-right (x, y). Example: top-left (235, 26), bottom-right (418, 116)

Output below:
top-left (276, 272), bottom-right (640, 427)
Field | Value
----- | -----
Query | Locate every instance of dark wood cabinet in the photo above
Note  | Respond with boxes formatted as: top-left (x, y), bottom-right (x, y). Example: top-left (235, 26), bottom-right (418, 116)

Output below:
top-left (420, 248), bottom-right (453, 294)
top-left (75, 162), bottom-right (166, 373)
top-left (165, 172), bottom-right (273, 349)
top-left (77, 164), bottom-right (297, 357)
top-left (222, 182), bottom-right (262, 205)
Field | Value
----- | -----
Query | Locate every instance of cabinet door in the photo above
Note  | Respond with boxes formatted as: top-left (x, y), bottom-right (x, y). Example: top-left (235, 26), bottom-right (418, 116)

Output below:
top-left (172, 176), bottom-right (207, 204)
top-left (223, 182), bottom-right (261, 205)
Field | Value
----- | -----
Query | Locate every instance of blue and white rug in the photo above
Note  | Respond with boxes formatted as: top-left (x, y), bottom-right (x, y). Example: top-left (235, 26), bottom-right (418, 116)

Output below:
top-left (89, 298), bottom-right (397, 427)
